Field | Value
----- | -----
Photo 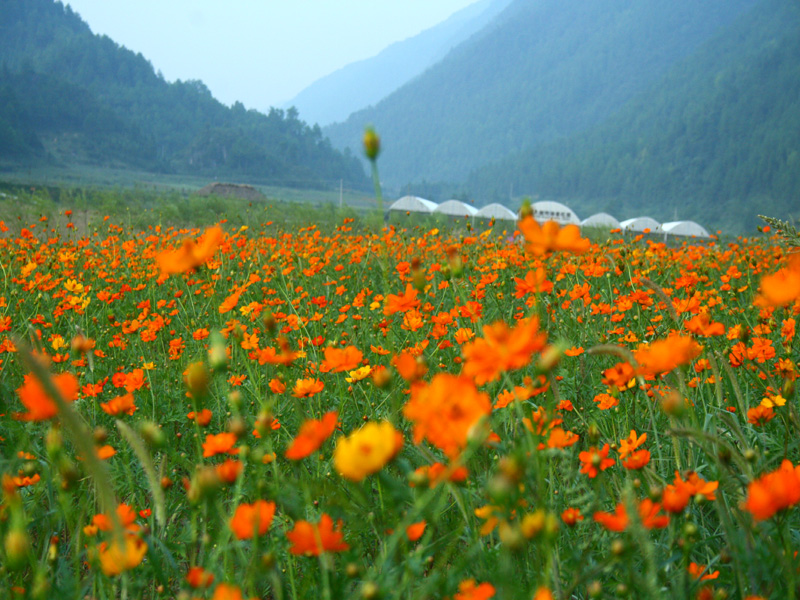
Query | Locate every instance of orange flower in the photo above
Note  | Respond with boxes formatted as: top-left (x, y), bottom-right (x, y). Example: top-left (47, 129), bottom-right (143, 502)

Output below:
top-left (215, 459), bottom-right (243, 484)
top-left (461, 318), bottom-right (547, 385)
top-left (755, 254), bottom-right (800, 307)
top-left (561, 507), bottom-right (584, 526)
top-left (292, 377), bottom-right (324, 398)
top-left (98, 534), bottom-right (148, 576)
top-left (212, 583), bottom-right (245, 600)
top-left (268, 378), bottom-right (286, 394)
top-left (285, 411), bottom-right (338, 460)
top-left (406, 520), bottom-right (426, 541)
top-left (286, 514), bottom-right (349, 556)
top-left (579, 444), bottom-right (614, 478)
top-left (514, 268), bottom-right (553, 297)
top-left (517, 216), bottom-right (590, 256)
top-left (384, 284), bottom-right (421, 315)
top-left (621, 449), bottom-right (650, 470)
top-left (634, 335), bottom-right (702, 377)
top-left (747, 405), bottom-right (775, 426)
top-left (593, 499), bottom-right (669, 532)
top-left (688, 562), bottom-right (719, 581)
top-left (744, 459), bottom-right (800, 521)
top-left (100, 392), bottom-right (136, 416)
top-left (392, 350), bottom-right (428, 382)
top-left (403, 374), bottom-right (492, 458)
top-left (186, 566), bottom-right (215, 588)
top-left (202, 432), bottom-right (239, 458)
top-left (601, 362), bottom-right (636, 392)
top-left (320, 345), bottom-right (363, 373)
top-left (229, 500), bottom-right (276, 539)
top-left (454, 579), bottom-right (495, 600)
top-left (188, 408), bottom-right (213, 427)
top-left (618, 430), bottom-right (646, 459)
top-left (156, 225), bottom-right (224, 275)
top-left (684, 312), bottom-right (725, 337)
top-left (15, 372), bottom-right (79, 421)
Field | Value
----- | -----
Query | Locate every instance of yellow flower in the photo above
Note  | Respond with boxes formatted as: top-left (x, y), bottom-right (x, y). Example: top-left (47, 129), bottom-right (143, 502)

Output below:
top-left (760, 394), bottom-right (787, 408)
top-left (333, 421), bottom-right (403, 481)
top-left (345, 365), bottom-right (372, 383)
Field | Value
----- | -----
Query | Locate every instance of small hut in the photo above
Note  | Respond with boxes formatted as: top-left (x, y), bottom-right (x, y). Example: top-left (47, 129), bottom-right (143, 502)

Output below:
top-left (620, 217), bottom-right (662, 233)
top-left (581, 212), bottom-right (621, 229)
top-left (532, 201), bottom-right (580, 225)
top-left (433, 200), bottom-right (479, 218)
top-left (387, 195), bottom-right (439, 214)
top-left (662, 221), bottom-right (711, 238)
top-left (475, 203), bottom-right (517, 221)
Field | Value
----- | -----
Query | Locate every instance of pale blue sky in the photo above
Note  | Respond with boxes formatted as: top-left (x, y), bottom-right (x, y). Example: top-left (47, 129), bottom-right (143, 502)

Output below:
top-left (63, 1), bottom-right (482, 112)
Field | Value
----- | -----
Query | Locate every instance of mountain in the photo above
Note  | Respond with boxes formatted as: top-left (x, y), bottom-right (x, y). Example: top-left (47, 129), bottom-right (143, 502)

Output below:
top-left (0, 0), bottom-right (368, 189)
top-left (467, 0), bottom-right (800, 231)
top-left (284, 0), bottom-right (512, 127)
top-left (324, 0), bottom-right (760, 188)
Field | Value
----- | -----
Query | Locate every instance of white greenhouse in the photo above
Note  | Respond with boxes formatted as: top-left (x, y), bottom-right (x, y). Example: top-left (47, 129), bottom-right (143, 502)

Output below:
top-left (388, 195), bottom-right (439, 214)
top-left (532, 201), bottom-right (580, 225)
top-left (581, 212), bottom-right (621, 229)
top-left (433, 200), bottom-right (479, 218)
top-left (662, 221), bottom-right (711, 238)
top-left (474, 203), bottom-right (518, 221)
top-left (620, 217), bottom-right (662, 233)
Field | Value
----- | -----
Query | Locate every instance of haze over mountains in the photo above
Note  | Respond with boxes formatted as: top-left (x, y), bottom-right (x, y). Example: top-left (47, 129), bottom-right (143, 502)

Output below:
top-left (322, 0), bottom-right (799, 230)
top-left (285, 0), bottom-right (512, 127)
top-left (1, 0), bottom-right (797, 231)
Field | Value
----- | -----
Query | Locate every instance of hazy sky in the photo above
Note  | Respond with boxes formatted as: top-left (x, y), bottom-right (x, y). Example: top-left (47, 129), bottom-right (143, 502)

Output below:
top-left (63, 1), bottom-right (482, 112)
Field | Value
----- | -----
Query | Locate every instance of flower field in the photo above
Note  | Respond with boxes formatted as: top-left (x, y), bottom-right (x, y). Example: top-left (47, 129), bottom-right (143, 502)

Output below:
top-left (1, 207), bottom-right (799, 600)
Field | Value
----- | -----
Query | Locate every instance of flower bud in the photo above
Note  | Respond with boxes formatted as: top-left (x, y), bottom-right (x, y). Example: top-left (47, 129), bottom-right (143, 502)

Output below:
top-left (363, 128), bottom-right (381, 161)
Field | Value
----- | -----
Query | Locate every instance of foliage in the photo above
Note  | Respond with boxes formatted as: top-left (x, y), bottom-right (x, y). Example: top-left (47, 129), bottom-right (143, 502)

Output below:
top-left (0, 190), bottom-right (799, 599)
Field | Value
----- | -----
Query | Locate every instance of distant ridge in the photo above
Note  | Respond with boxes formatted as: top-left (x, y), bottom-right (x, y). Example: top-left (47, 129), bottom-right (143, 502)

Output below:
top-left (284, 0), bottom-right (511, 127)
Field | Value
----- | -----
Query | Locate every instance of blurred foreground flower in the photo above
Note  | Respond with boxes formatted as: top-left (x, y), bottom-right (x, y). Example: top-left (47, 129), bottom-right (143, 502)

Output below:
top-left (15, 372), bottom-right (79, 421)
top-left (334, 421), bottom-right (403, 481)
top-left (286, 514), bottom-right (349, 556)
top-left (156, 225), bottom-right (224, 275)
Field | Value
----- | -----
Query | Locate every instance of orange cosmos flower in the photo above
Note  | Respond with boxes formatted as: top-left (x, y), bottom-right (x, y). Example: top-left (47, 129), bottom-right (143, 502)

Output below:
top-left (517, 216), bottom-right (590, 256)
top-left (533, 589), bottom-right (554, 600)
top-left (383, 284), bottom-right (421, 315)
top-left (392, 350), bottom-right (428, 382)
top-left (684, 312), bottom-right (725, 337)
top-left (744, 459), bottom-right (800, 521)
top-left (285, 411), bottom-right (338, 460)
top-left (156, 225), bottom-right (224, 275)
top-left (618, 430), bottom-right (646, 459)
top-left (215, 459), bottom-right (243, 484)
top-left (98, 534), bottom-right (148, 576)
top-left (292, 377), bottom-right (324, 398)
top-left (333, 421), bottom-right (403, 481)
top-left (406, 520), bottom-right (427, 542)
top-left (229, 500), bottom-right (276, 539)
top-left (579, 444), bottom-right (614, 478)
top-left (622, 449), bottom-right (650, 470)
top-left (601, 362), bottom-right (637, 392)
top-left (188, 408), bottom-right (213, 427)
top-left (561, 507), bottom-right (584, 526)
top-left (593, 498), bottom-right (669, 532)
top-left (461, 318), bottom-right (547, 385)
top-left (514, 267), bottom-right (553, 297)
top-left (15, 372), bottom-right (79, 421)
top-left (186, 566), bottom-right (215, 588)
top-left (688, 562), bottom-right (719, 581)
top-left (212, 583), bottom-right (246, 600)
top-left (202, 432), bottom-right (239, 458)
top-left (100, 392), bottom-right (136, 416)
top-left (269, 378), bottom-right (286, 394)
top-left (320, 345), bottom-right (363, 373)
top-left (403, 374), bottom-right (492, 458)
top-left (755, 254), bottom-right (800, 307)
top-left (747, 404), bottom-right (775, 426)
top-left (286, 513), bottom-right (349, 556)
top-left (454, 579), bottom-right (495, 600)
top-left (634, 335), bottom-right (702, 377)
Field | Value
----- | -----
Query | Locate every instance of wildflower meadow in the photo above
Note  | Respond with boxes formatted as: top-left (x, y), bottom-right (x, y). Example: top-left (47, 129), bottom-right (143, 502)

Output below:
top-left (1, 194), bottom-right (800, 600)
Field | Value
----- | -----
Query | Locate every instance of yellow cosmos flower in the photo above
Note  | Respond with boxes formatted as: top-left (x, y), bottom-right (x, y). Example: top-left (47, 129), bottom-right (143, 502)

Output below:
top-left (333, 421), bottom-right (403, 481)
top-left (345, 365), bottom-right (372, 383)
